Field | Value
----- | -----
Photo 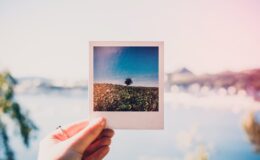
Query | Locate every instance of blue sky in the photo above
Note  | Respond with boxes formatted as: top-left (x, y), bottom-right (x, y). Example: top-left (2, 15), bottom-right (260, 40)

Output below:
top-left (94, 47), bottom-right (158, 87)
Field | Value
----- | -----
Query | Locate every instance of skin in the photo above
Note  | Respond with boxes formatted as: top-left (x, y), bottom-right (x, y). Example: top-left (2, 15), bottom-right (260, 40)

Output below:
top-left (38, 117), bottom-right (114, 160)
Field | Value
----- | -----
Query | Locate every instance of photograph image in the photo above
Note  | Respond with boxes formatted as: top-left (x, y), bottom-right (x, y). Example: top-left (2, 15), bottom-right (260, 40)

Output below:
top-left (93, 46), bottom-right (159, 112)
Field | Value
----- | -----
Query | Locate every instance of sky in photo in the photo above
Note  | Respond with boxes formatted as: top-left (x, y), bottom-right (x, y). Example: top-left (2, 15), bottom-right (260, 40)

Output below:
top-left (94, 47), bottom-right (158, 87)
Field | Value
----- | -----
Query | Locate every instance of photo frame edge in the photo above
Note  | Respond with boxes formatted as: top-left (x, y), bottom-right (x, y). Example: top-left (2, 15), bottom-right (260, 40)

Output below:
top-left (89, 41), bottom-right (164, 129)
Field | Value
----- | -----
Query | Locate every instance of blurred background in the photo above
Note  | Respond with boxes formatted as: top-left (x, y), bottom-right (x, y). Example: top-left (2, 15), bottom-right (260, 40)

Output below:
top-left (0, 0), bottom-right (259, 159)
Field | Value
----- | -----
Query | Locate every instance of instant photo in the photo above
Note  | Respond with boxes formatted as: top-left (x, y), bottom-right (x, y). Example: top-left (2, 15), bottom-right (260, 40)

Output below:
top-left (89, 41), bottom-right (164, 129)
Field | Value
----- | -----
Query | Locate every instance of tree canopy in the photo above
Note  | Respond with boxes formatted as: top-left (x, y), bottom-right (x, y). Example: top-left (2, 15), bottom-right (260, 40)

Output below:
top-left (0, 72), bottom-right (37, 160)
top-left (124, 78), bottom-right (133, 86)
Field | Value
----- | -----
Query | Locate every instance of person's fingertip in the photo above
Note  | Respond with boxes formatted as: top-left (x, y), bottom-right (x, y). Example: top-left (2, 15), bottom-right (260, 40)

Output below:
top-left (103, 138), bottom-right (112, 146)
top-left (107, 129), bottom-right (114, 136)
top-left (101, 146), bottom-right (110, 156)
top-left (92, 117), bottom-right (106, 128)
top-left (111, 130), bottom-right (115, 137)
top-left (98, 146), bottom-right (110, 158)
top-left (99, 117), bottom-right (106, 128)
top-left (101, 129), bottom-right (115, 138)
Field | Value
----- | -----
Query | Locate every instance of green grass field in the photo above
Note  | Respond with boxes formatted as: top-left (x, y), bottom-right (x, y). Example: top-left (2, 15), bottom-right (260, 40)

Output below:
top-left (94, 83), bottom-right (158, 111)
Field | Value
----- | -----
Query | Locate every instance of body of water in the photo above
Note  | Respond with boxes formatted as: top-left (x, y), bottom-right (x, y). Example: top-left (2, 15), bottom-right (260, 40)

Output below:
top-left (8, 89), bottom-right (260, 160)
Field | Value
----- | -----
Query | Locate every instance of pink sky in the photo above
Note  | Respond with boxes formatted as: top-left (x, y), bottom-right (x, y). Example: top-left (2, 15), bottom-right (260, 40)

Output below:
top-left (0, 0), bottom-right (259, 80)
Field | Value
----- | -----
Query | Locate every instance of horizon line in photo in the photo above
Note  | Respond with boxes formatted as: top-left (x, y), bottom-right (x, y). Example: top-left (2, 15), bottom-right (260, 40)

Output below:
top-left (94, 79), bottom-right (158, 88)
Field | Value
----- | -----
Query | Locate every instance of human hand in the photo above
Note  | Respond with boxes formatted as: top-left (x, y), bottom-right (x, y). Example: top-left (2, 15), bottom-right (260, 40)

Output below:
top-left (38, 117), bottom-right (114, 160)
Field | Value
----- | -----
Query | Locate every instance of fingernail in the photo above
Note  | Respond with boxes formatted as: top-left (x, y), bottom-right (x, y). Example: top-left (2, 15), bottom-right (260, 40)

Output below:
top-left (99, 117), bottom-right (106, 127)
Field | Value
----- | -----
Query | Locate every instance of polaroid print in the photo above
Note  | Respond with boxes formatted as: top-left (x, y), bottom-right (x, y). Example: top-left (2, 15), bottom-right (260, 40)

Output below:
top-left (89, 41), bottom-right (164, 129)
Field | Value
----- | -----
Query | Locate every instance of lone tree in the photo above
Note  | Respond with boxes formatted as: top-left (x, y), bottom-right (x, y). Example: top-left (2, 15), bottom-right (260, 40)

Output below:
top-left (124, 78), bottom-right (133, 86)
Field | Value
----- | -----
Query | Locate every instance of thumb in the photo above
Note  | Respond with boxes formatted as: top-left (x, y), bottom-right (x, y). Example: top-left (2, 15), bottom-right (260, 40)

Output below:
top-left (65, 117), bottom-right (106, 154)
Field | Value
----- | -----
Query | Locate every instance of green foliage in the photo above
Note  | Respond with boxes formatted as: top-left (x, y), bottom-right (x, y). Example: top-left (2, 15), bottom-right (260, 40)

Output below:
top-left (0, 72), bottom-right (37, 160)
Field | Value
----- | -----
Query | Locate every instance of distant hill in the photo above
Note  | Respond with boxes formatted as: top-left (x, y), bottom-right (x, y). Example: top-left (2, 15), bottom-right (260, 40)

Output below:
top-left (14, 77), bottom-right (87, 94)
top-left (174, 67), bottom-right (194, 75)
top-left (166, 67), bottom-right (195, 86)
top-left (167, 68), bottom-right (260, 101)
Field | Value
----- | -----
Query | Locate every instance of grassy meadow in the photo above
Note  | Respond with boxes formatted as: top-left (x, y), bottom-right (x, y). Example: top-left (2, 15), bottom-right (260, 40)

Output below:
top-left (94, 83), bottom-right (158, 111)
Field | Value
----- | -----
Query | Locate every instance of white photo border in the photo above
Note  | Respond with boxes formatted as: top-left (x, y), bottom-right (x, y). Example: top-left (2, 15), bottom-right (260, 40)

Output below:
top-left (89, 41), bottom-right (164, 129)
